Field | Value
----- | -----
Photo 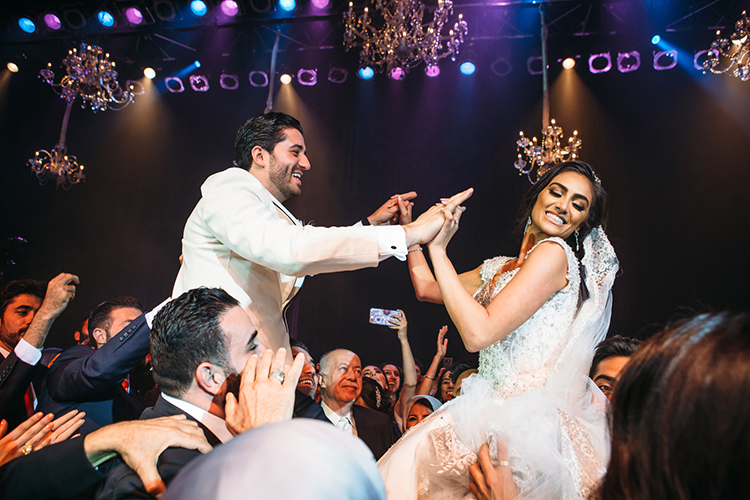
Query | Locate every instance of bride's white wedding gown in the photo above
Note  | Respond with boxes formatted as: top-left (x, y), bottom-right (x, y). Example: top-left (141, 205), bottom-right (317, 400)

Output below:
top-left (379, 229), bottom-right (618, 500)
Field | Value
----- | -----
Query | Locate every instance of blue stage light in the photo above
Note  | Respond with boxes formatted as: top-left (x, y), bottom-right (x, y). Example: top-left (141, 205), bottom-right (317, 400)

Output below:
top-left (18, 18), bottom-right (36, 33)
top-left (190, 0), bottom-right (208, 17)
top-left (651, 35), bottom-right (661, 45)
top-left (279, 0), bottom-right (296, 12)
top-left (194, 60), bottom-right (201, 68)
top-left (459, 61), bottom-right (476, 75)
top-left (358, 67), bottom-right (374, 79)
top-left (97, 11), bottom-right (115, 27)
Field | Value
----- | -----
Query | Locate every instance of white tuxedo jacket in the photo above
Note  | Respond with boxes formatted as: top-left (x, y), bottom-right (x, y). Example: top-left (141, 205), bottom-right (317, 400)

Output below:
top-left (173, 167), bottom-right (381, 353)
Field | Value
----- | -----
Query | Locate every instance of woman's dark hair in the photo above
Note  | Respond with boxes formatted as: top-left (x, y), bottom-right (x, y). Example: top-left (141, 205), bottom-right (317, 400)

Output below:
top-left (596, 312), bottom-right (750, 500)
top-left (359, 377), bottom-right (391, 414)
top-left (517, 161), bottom-right (609, 259)
top-left (437, 369), bottom-right (453, 403)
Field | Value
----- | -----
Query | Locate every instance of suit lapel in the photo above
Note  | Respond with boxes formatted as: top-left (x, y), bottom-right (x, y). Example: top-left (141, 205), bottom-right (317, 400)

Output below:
top-left (146, 395), bottom-right (223, 447)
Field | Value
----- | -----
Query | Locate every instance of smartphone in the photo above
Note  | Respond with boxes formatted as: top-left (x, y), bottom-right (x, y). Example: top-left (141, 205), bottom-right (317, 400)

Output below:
top-left (441, 357), bottom-right (454, 370)
top-left (369, 308), bottom-right (402, 326)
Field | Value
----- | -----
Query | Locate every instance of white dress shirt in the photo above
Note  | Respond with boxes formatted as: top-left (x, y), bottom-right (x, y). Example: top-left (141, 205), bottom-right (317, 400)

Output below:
top-left (161, 392), bottom-right (234, 444)
top-left (321, 400), bottom-right (358, 436)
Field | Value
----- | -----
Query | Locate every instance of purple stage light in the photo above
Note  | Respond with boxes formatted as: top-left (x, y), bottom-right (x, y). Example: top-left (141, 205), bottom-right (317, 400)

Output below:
top-left (220, 0), bottom-right (239, 16)
top-left (125, 7), bottom-right (144, 25)
top-left (389, 67), bottom-right (405, 80)
top-left (588, 52), bottom-right (612, 74)
top-left (425, 65), bottom-right (440, 77)
top-left (617, 51), bottom-right (640, 73)
top-left (311, 0), bottom-right (329, 9)
top-left (44, 13), bottom-right (62, 30)
top-left (653, 50), bottom-right (677, 71)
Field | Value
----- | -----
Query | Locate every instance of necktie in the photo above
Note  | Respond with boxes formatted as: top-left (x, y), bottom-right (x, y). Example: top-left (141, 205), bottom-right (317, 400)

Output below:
top-left (337, 416), bottom-right (352, 432)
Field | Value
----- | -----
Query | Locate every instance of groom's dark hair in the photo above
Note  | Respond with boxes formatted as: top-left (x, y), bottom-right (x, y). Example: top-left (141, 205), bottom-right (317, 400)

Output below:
top-left (234, 112), bottom-right (304, 170)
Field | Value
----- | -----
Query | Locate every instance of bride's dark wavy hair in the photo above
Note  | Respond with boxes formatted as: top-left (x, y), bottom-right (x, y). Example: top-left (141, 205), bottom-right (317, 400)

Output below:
top-left (517, 161), bottom-right (609, 258)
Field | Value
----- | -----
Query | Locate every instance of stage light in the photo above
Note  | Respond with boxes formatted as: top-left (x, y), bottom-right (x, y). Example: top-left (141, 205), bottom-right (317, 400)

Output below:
top-left (311, 0), bottom-right (329, 9)
top-left (280, 73), bottom-right (292, 84)
top-left (459, 61), bottom-right (476, 75)
top-left (653, 50), bottom-right (677, 71)
top-left (249, 71), bottom-right (269, 87)
top-left (194, 60), bottom-right (201, 68)
top-left (220, 0), bottom-right (239, 16)
top-left (527, 56), bottom-right (543, 75)
top-left (97, 11), bottom-right (116, 27)
top-left (189, 75), bottom-right (209, 91)
top-left (328, 67), bottom-right (348, 83)
top-left (425, 65), bottom-right (440, 77)
top-left (220, 73), bottom-right (239, 90)
top-left (165, 77), bottom-right (185, 93)
top-left (562, 57), bottom-right (576, 69)
top-left (144, 67), bottom-right (156, 79)
top-left (297, 68), bottom-right (317, 86)
top-left (617, 51), bottom-right (641, 73)
top-left (153, 1), bottom-right (176, 21)
top-left (389, 67), bottom-right (405, 80)
top-left (357, 67), bottom-right (374, 79)
top-left (18, 18), bottom-right (36, 33)
top-left (279, 0), bottom-right (296, 12)
top-left (651, 35), bottom-right (661, 45)
top-left (125, 7), bottom-right (144, 25)
top-left (44, 13), bottom-right (62, 30)
top-left (7, 62), bottom-right (19, 73)
top-left (64, 9), bottom-right (87, 29)
top-left (190, 0), bottom-right (208, 17)
top-left (588, 52), bottom-right (612, 74)
top-left (491, 57), bottom-right (512, 76)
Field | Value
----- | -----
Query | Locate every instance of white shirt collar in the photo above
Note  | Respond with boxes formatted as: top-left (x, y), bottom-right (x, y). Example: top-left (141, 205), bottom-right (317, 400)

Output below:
top-left (161, 392), bottom-right (234, 444)
top-left (0, 345), bottom-right (10, 358)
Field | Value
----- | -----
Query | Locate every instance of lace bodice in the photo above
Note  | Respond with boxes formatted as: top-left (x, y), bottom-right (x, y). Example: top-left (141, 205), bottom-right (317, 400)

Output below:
top-left (476, 237), bottom-right (580, 399)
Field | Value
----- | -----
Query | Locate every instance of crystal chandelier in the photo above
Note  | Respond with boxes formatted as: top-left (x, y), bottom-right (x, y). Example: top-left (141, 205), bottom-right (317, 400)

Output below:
top-left (343, 0), bottom-right (468, 75)
top-left (27, 43), bottom-right (135, 189)
top-left (514, 119), bottom-right (582, 183)
top-left (703, 10), bottom-right (749, 81)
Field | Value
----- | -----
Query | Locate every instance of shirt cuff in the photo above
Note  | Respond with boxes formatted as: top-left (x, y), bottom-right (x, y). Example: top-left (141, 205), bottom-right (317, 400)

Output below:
top-left (145, 297), bottom-right (172, 328)
top-left (374, 225), bottom-right (407, 261)
top-left (15, 339), bottom-right (42, 365)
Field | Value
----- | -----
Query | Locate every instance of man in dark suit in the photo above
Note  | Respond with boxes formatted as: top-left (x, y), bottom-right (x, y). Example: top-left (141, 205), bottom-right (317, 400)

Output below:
top-left (36, 296), bottom-right (151, 435)
top-left (0, 274), bottom-right (77, 429)
top-left (290, 338), bottom-right (329, 422)
top-left (319, 349), bottom-right (395, 459)
top-left (96, 287), bottom-right (304, 499)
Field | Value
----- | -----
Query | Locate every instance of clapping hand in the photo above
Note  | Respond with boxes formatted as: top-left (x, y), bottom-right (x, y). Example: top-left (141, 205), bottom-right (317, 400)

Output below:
top-left (367, 192), bottom-right (417, 226)
top-left (403, 188), bottom-right (473, 247)
top-left (0, 409), bottom-right (86, 467)
top-left (224, 348), bottom-right (305, 436)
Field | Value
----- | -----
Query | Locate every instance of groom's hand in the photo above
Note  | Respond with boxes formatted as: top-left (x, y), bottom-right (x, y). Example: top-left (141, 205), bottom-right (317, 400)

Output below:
top-left (403, 188), bottom-right (473, 247)
top-left (367, 192), bottom-right (417, 226)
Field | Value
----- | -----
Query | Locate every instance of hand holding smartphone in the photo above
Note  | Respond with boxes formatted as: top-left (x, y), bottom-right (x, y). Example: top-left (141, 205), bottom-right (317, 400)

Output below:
top-left (369, 308), bottom-right (402, 326)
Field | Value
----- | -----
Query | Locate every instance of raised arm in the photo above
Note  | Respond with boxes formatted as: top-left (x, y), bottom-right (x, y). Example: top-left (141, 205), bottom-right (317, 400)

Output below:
top-left (417, 326), bottom-right (448, 396)
top-left (427, 209), bottom-right (569, 352)
top-left (387, 311), bottom-right (416, 425)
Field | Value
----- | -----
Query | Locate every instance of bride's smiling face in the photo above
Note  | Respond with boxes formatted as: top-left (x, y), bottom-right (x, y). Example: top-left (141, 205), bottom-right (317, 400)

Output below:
top-left (531, 171), bottom-right (593, 240)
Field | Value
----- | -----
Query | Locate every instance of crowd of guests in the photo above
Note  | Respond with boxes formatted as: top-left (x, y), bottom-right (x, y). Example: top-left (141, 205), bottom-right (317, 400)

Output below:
top-left (0, 273), bottom-right (748, 499)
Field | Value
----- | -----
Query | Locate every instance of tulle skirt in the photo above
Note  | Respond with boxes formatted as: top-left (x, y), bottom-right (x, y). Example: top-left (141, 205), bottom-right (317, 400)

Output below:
top-left (378, 374), bottom-right (609, 500)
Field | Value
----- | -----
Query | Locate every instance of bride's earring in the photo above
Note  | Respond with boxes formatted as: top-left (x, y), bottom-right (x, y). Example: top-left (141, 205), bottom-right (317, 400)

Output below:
top-left (574, 229), bottom-right (580, 251)
top-left (525, 216), bottom-right (532, 232)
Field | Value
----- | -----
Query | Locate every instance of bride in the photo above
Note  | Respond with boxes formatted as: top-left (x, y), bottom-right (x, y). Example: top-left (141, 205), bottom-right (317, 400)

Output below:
top-left (379, 161), bottom-right (619, 500)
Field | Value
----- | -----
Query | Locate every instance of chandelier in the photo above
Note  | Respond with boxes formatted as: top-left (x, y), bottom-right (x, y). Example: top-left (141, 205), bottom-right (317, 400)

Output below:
top-left (343, 0), bottom-right (468, 75)
top-left (703, 10), bottom-right (749, 81)
top-left (514, 119), bottom-right (581, 183)
top-left (27, 44), bottom-right (135, 189)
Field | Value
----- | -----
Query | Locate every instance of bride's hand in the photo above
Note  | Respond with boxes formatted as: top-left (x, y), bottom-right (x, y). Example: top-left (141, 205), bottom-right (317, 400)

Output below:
top-left (403, 188), bottom-right (473, 247)
top-left (426, 205), bottom-right (466, 252)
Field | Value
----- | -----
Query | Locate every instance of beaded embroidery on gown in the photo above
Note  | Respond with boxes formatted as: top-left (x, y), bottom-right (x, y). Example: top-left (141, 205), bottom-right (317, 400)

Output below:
top-left (378, 228), bottom-right (618, 500)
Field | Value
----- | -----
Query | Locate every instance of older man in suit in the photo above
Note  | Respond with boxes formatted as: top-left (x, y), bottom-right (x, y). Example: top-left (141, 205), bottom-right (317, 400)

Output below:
top-left (172, 112), bottom-right (473, 363)
top-left (97, 287), bottom-right (304, 499)
top-left (319, 349), bottom-right (395, 460)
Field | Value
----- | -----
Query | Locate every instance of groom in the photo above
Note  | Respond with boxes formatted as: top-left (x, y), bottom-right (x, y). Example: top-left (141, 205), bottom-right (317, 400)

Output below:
top-left (173, 112), bottom-right (472, 361)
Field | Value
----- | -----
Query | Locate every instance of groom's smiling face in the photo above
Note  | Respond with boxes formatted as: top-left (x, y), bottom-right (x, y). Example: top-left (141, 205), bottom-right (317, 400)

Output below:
top-left (265, 127), bottom-right (310, 202)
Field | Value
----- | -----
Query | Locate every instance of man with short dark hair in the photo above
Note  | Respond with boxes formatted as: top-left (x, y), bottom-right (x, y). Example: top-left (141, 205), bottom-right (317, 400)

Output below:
top-left (0, 274), bottom-right (77, 429)
top-left (37, 296), bottom-right (149, 435)
top-left (589, 335), bottom-right (641, 401)
top-left (173, 112), bottom-right (473, 362)
top-left (97, 287), bottom-right (303, 499)
top-left (319, 349), bottom-right (395, 459)
top-left (289, 338), bottom-right (327, 422)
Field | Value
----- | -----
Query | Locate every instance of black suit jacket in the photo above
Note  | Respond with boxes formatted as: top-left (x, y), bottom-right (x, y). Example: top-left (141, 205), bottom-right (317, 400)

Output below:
top-left (36, 314), bottom-right (152, 435)
top-left (293, 390), bottom-right (330, 422)
top-left (351, 404), bottom-right (396, 460)
top-left (0, 348), bottom-right (61, 430)
top-left (0, 435), bottom-right (106, 500)
top-left (95, 395), bottom-right (222, 500)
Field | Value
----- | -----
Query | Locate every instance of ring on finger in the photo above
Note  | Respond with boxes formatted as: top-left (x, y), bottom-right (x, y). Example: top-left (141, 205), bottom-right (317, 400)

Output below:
top-left (22, 445), bottom-right (33, 455)
top-left (497, 460), bottom-right (510, 467)
top-left (269, 370), bottom-right (285, 384)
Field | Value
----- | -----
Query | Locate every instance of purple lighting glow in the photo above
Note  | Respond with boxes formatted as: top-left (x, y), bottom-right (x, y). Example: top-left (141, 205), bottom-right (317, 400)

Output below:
top-left (220, 0), bottom-right (239, 16)
top-left (389, 67), bottom-right (405, 80)
top-left (425, 65), bottom-right (440, 77)
top-left (311, 0), bottom-right (329, 9)
top-left (44, 13), bottom-right (62, 30)
top-left (125, 7), bottom-right (144, 25)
